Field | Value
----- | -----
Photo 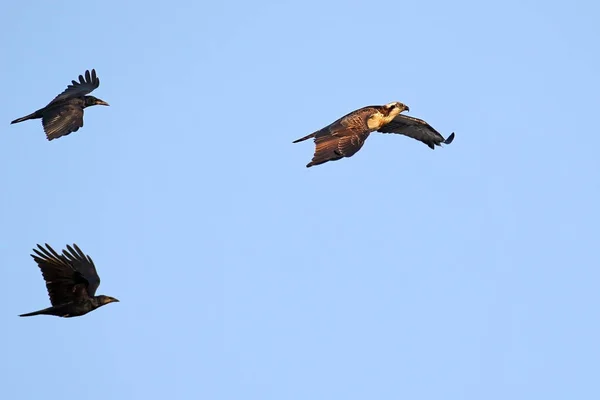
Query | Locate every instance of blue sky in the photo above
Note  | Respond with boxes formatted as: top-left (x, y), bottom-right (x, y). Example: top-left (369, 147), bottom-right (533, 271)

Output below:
top-left (2, 0), bottom-right (599, 398)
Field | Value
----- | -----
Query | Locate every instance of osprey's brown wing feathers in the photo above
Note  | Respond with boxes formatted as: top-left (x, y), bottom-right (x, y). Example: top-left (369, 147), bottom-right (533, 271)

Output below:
top-left (305, 108), bottom-right (378, 167)
top-left (337, 134), bottom-right (368, 157)
top-left (377, 114), bottom-right (454, 149)
top-left (306, 132), bottom-right (369, 167)
top-left (306, 135), bottom-right (344, 167)
top-left (320, 107), bottom-right (378, 136)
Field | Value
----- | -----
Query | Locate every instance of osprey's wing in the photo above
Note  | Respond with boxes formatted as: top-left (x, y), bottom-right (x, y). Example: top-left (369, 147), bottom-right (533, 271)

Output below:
top-left (378, 114), bottom-right (455, 149)
top-left (319, 107), bottom-right (379, 137)
top-left (305, 107), bottom-right (379, 167)
top-left (48, 69), bottom-right (100, 105)
top-left (62, 244), bottom-right (101, 297)
top-left (306, 131), bottom-right (370, 167)
top-left (31, 244), bottom-right (91, 306)
top-left (42, 103), bottom-right (85, 140)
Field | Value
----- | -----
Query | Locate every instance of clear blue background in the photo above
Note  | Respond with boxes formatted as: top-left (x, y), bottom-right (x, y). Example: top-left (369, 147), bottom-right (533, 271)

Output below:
top-left (2, 1), bottom-right (599, 398)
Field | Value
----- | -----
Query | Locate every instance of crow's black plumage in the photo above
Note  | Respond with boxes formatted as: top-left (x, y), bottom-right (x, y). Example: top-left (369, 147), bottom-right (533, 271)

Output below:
top-left (19, 243), bottom-right (119, 318)
top-left (10, 69), bottom-right (109, 140)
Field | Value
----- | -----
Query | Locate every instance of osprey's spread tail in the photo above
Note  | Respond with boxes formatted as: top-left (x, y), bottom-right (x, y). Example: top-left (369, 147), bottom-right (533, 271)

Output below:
top-left (11, 110), bottom-right (42, 124)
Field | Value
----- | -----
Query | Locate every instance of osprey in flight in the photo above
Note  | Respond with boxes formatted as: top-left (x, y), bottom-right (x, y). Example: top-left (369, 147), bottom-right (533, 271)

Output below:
top-left (292, 101), bottom-right (455, 168)
top-left (19, 243), bottom-right (119, 318)
top-left (10, 69), bottom-right (109, 141)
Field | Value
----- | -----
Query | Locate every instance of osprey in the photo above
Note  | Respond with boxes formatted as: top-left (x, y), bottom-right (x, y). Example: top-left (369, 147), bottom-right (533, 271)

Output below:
top-left (19, 243), bottom-right (119, 318)
top-left (292, 101), bottom-right (455, 168)
top-left (10, 69), bottom-right (109, 141)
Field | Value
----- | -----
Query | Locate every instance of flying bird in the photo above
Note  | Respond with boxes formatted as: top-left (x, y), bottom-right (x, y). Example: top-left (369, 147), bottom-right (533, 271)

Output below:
top-left (292, 101), bottom-right (455, 168)
top-left (10, 69), bottom-right (109, 141)
top-left (19, 243), bottom-right (119, 318)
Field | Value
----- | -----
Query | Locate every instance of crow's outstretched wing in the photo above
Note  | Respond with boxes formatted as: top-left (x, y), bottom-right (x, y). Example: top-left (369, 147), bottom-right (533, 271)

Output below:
top-left (47, 69), bottom-right (100, 105)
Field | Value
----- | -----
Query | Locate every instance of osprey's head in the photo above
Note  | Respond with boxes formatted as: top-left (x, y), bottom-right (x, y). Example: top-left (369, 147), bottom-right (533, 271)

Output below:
top-left (383, 101), bottom-right (409, 118)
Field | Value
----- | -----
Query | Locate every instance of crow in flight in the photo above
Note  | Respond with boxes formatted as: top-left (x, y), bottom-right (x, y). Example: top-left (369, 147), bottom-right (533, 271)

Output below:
top-left (20, 243), bottom-right (119, 318)
top-left (11, 69), bottom-right (109, 140)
